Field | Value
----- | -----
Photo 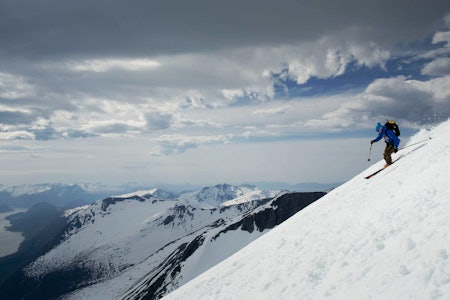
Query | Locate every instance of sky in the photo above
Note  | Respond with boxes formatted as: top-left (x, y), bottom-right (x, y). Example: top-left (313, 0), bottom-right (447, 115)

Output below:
top-left (1, 0), bottom-right (450, 188)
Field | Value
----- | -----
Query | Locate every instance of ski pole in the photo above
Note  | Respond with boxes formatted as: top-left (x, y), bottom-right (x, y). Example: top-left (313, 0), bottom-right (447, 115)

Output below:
top-left (368, 143), bottom-right (373, 161)
top-left (399, 137), bottom-right (432, 150)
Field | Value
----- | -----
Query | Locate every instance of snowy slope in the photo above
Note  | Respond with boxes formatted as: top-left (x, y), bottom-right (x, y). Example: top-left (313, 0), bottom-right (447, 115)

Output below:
top-left (163, 120), bottom-right (450, 300)
top-left (25, 190), bottom-right (180, 279)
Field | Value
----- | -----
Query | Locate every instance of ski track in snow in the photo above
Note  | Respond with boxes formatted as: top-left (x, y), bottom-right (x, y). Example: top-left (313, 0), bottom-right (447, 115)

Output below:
top-left (163, 122), bottom-right (450, 300)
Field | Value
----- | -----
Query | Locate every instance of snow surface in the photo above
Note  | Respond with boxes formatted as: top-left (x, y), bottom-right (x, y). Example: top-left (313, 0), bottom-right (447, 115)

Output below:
top-left (163, 120), bottom-right (450, 300)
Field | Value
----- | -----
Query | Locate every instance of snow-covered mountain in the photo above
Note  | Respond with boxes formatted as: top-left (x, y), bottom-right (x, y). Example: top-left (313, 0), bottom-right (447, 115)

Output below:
top-left (163, 120), bottom-right (450, 300)
top-left (178, 184), bottom-right (281, 208)
top-left (0, 184), bottom-right (326, 299)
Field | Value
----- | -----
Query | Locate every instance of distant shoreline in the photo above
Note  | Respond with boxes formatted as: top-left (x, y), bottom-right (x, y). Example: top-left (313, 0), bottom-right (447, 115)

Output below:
top-left (0, 209), bottom-right (26, 257)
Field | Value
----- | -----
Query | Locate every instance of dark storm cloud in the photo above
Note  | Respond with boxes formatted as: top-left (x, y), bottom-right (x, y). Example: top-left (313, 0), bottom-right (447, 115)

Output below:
top-left (1, 0), bottom-right (449, 60)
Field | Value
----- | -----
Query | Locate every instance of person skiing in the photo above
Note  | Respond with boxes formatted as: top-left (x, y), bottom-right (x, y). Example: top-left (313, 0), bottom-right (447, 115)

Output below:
top-left (371, 121), bottom-right (401, 166)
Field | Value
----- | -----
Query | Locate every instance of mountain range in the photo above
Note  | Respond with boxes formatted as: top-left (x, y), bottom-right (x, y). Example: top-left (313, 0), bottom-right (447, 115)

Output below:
top-left (0, 182), bottom-right (338, 210)
top-left (0, 184), bottom-right (326, 299)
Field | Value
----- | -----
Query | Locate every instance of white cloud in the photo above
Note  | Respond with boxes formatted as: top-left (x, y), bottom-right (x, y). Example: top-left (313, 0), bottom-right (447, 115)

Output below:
top-left (284, 39), bottom-right (390, 84)
top-left (432, 30), bottom-right (450, 46)
top-left (425, 76), bottom-right (450, 101)
top-left (419, 28), bottom-right (450, 60)
top-left (152, 134), bottom-right (232, 156)
top-left (252, 106), bottom-right (289, 117)
top-left (306, 75), bottom-right (450, 128)
top-left (422, 57), bottom-right (450, 75)
top-left (0, 130), bottom-right (35, 141)
top-left (69, 58), bottom-right (161, 72)
top-left (0, 72), bottom-right (35, 99)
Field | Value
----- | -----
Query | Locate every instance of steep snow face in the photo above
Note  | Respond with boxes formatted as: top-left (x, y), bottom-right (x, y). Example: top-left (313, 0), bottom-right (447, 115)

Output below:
top-left (163, 120), bottom-right (450, 300)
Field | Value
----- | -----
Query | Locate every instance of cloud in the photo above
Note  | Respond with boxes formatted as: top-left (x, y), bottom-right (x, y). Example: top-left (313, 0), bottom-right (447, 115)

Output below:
top-left (253, 106), bottom-right (289, 117)
top-left (0, 110), bottom-right (35, 125)
top-left (0, 72), bottom-right (35, 99)
top-left (152, 134), bottom-right (231, 156)
top-left (420, 27), bottom-right (450, 76)
top-left (306, 75), bottom-right (450, 128)
top-left (0, 2), bottom-right (449, 146)
top-left (422, 57), bottom-right (450, 76)
top-left (300, 22), bottom-right (450, 130)
top-left (2, 0), bottom-right (449, 60)
top-left (418, 26), bottom-right (450, 61)
top-left (363, 77), bottom-right (439, 122)
top-left (285, 40), bottom-right (390, 84)
top-left (145, 111), bottom-right (173, 131)
top-left (0, 130), bottom-right (35, 141)
top-left (69, 58), bottom-right (161, 72)
top-left (88, 122), bottom-right (138, 135)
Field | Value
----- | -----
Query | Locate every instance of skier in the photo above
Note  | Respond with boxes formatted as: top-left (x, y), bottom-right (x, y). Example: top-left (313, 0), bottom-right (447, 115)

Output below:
top-left (371, 121), bottom-right (401, 167)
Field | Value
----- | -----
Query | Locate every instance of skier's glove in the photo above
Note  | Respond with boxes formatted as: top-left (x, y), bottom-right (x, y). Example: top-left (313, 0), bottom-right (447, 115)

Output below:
top-left (370, 140), bottom-right (374, 144)
top-left (394, 148), bottom-right (398, 153)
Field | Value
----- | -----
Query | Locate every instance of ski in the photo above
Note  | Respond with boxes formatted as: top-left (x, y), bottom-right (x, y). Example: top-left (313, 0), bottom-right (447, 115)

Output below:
top-left (364, 167), bottom-right (386, 179)
top-left (364, 155), bottom-right (404, 179)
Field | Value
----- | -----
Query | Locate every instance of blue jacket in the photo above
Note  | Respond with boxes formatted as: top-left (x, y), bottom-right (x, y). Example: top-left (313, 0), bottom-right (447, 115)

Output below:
top-left (373, 125), bottom-right (400, 148)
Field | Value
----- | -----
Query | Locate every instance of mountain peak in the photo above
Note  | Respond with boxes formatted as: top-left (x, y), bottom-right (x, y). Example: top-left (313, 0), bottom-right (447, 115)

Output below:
top-left (178, 184), bottom-right (279, 209)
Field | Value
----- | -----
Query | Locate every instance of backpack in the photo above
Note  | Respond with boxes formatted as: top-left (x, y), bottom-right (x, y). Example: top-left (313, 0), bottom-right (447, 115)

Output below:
top-left (385, 120), bottom-right (400, 137)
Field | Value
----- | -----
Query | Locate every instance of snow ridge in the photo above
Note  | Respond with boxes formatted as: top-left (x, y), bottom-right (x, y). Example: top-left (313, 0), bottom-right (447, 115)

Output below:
top-left (163, 120), bottom-right (450, 300)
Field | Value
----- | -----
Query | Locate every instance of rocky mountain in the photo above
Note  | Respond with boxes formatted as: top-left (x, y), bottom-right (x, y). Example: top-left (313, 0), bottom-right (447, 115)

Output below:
top-left (0, 185), bottom-right (326, 300)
